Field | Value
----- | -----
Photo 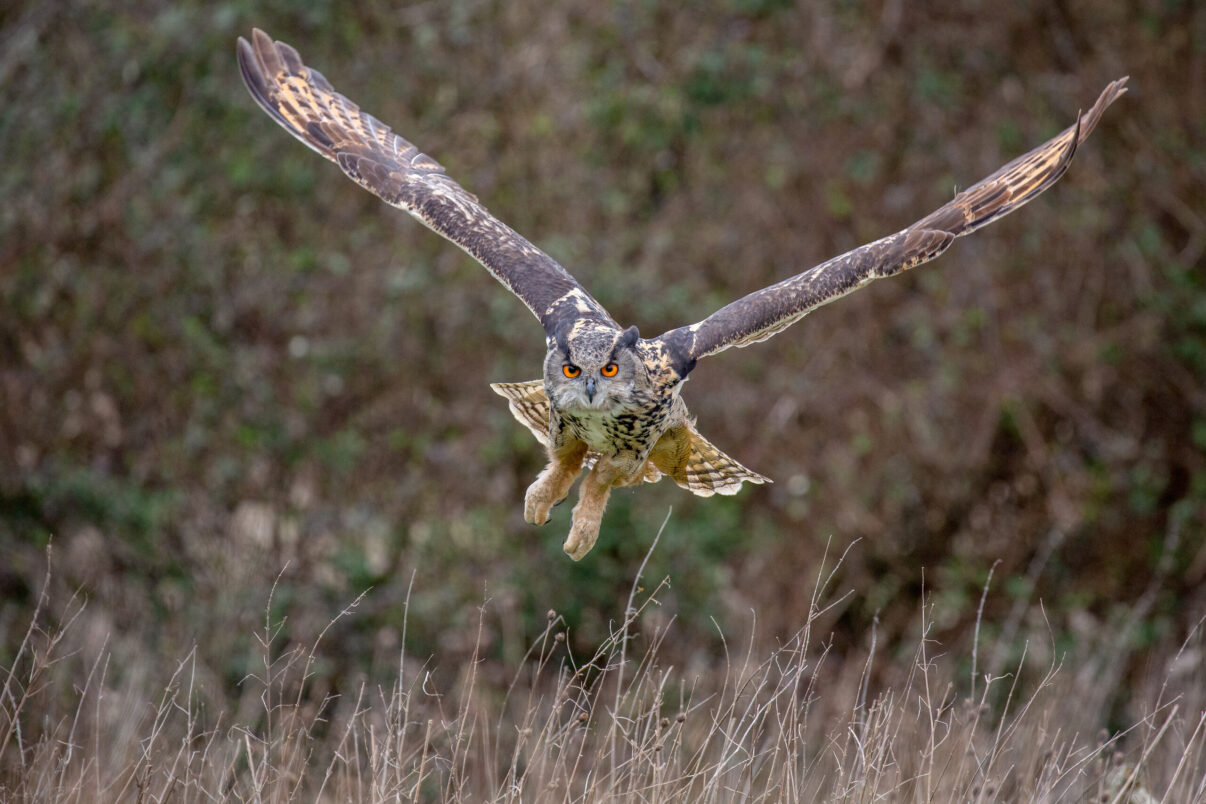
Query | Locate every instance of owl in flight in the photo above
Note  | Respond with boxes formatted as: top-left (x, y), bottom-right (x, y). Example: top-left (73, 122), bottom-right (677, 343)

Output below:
top-left (238, 29), bottom-right (1125, 560)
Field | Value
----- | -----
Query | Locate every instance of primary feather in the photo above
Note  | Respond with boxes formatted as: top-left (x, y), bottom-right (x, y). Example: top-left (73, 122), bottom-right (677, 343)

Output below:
top-left (654, 78), bottom-right (1128, 364)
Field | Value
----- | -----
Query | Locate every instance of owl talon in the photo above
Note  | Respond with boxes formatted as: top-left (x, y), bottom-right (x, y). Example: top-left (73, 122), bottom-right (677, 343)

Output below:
top-left (525, 450), bottom-right (585, 526)
top-left (524, 492), bottom-right (553, 526)
top-left (563, 511), bottom-right (603, 561)
top-left (524, 482), bottom-right (560, 525)
top-left (566, 530), bottom-right (600, 564)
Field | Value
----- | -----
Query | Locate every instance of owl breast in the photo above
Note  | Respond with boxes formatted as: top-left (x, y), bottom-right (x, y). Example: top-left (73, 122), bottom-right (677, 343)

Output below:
top-left (559, 398), bottom-right (674, 459)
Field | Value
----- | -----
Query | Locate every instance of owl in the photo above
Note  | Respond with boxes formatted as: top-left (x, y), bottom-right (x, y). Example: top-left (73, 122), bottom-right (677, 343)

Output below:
top-left (238, 29), bottom-right (1126, 560)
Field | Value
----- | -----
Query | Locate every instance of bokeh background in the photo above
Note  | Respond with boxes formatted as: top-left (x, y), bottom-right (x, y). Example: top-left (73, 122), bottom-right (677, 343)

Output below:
top-left (2, 0), bottom-right (1204, 737)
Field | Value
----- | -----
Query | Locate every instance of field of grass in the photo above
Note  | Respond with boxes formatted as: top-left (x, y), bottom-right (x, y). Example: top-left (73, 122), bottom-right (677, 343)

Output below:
top-left (4, 533), bottom-right (1205, 802)
top-left (2, 1), bottom-right (1204, 800)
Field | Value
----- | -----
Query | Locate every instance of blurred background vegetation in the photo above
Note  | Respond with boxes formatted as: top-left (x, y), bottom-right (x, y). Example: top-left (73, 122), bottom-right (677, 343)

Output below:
top-left (1, 0), bottom-right (1203, 735)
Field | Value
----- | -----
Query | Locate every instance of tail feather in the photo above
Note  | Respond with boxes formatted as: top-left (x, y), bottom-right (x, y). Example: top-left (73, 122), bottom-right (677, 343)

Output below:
top-left (490, 380), bottom-right (551, 446)
top-left (678, 422), bottom-right (771, 497)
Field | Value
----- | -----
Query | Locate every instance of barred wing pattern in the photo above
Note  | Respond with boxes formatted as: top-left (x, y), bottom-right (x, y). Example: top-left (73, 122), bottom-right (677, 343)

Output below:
top-left (657, 78), bottom-right (1128, 364)
top-left (237, 29), bottom-right (614, 337)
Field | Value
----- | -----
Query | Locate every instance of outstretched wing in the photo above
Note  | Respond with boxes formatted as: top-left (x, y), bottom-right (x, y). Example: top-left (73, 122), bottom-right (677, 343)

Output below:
top-left (656, 78), bottom-right (1127, 366)
top-left (237, 29), bottom-right (614, 337)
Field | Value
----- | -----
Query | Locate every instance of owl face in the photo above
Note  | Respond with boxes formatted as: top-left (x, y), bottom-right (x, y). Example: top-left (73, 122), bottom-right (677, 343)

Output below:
top-left (544, 325), bottom-right (645, 413)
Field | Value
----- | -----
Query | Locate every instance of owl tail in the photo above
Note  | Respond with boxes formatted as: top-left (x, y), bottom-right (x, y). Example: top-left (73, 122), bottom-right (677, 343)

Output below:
top-left (672, 422), bottom-right (771, 497)
top-left (489, 380), bottom-right (552, 446)
top-left (489, 380), bottom-right (771, 496)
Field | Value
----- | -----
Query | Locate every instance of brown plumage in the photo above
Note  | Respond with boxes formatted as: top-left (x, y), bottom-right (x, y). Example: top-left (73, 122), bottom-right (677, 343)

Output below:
top-left (490, 380), bottom-right (768, 496)
top-left (238, 28), bottom-right (1125, 559)
top-left (657, 78), bottom-right (1127, 362)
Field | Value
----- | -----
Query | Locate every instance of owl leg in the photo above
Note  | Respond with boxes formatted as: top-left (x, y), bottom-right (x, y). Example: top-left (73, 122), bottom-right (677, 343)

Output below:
top-left (524, 441), bottom-right (588, 526)
top-left (563, 463), bottom-right (622, 561)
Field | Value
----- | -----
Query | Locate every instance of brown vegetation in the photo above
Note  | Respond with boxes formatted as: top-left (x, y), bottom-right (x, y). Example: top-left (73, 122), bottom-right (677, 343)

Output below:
top-left (5, 543), bottom-right (1206, 800)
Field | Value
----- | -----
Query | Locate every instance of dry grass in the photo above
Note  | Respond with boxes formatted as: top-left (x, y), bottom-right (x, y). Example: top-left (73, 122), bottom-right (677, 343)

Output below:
top-left (3, 538), bottom-right (1204, 803)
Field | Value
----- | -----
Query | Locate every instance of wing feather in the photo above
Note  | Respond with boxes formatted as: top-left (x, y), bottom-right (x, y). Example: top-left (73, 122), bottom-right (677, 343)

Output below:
top-left (657, 78), bottom-right (1127, 364)
top-left (237, 29), bottom-right (614, 336)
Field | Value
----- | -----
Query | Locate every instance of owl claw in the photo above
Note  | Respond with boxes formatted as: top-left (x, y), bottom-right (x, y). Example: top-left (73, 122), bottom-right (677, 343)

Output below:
top-left (562, 535), bottom-right (587, 560)
top-left (563, 519), bottom-right (601, 561)
top-left (525, 461), bottom-right (580, 526)
top-left (524, 483), bottom-right (557, 526)
top-left (524, 495), bottom-right (551, 526)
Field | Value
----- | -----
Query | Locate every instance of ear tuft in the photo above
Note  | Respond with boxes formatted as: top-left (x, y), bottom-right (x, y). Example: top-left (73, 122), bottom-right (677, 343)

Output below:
top-left (620, 325), bottom-right (640, 349)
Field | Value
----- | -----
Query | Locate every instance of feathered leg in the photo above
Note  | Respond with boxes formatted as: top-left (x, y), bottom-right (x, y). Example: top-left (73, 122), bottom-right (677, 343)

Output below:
top-left (524, 440), bottom-right (588, 526)
top-left (559, 458), bottom-right (627, 559)
top-left (562, 462), bottom-right (621, 560)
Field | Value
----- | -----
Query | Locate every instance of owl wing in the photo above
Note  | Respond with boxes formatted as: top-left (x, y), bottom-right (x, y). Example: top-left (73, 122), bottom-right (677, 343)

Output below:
top-left (656, 78), bottom-right (1127, 367)
top-left (237, 29), bottom-right (615, 337)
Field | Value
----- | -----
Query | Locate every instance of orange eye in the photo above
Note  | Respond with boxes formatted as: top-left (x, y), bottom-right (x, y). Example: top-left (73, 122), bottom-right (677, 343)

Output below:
top-left (562, 364), bottom-right (581, 378)
top-left (600, 363), bottom-right (618, 377)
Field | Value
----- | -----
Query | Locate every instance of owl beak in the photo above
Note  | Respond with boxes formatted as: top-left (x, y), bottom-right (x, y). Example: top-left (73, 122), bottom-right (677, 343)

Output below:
top-left (585, 377), bottom-right (596, 402)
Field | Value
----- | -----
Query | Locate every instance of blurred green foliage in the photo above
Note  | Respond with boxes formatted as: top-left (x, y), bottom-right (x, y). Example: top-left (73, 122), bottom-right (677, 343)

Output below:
top-left (1, 0), bottom-right (1203, 706)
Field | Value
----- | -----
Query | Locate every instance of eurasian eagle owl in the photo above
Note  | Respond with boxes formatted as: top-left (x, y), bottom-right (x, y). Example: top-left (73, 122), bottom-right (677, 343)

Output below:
top-left (238, 29), bottom-right (1125, 560)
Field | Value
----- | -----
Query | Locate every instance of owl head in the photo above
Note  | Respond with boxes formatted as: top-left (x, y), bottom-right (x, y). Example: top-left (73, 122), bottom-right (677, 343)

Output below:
top-left (544, 324), bottom-right (645, 412)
